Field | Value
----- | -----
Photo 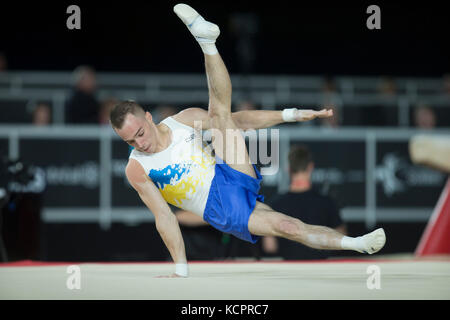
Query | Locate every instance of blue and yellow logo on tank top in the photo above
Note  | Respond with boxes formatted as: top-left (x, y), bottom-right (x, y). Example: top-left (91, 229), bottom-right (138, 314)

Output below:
top-left (149, 163), bottom-right (192, 206)
top-left (148, 146), bottom-right (215, 207)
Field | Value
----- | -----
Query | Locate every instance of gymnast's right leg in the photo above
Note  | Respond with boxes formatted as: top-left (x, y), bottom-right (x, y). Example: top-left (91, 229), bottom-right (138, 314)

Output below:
top-left (174, 3), bottom-right (256, 179)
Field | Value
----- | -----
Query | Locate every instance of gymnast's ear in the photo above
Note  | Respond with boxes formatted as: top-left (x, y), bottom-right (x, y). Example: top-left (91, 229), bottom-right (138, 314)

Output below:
top-left (145, 111), bottom-right (153, 122)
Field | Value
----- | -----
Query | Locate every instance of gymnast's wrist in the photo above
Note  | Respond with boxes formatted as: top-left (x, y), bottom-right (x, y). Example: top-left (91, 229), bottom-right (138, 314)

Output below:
top-left (175, 263), bottom-right (189, 277)
top-left (282, 108), bottom-right (299, 122)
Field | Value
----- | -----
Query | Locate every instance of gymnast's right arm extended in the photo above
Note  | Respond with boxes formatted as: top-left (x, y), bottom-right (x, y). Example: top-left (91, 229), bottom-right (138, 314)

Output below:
top-left (125, 158), bottom-right (189, 278)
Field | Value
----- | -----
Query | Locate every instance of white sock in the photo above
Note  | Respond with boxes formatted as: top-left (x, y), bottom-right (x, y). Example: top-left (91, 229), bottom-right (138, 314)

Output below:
top-left (341, 236), bottom-right (366, 253)
top-left (174, 4), bottom-right (219, 56)
top-left (341, 228), bottom-right (386, 254)
top-left (190, 16), bottom-right (218, 55)
top-left (198, 40), bottom-right (218, 55)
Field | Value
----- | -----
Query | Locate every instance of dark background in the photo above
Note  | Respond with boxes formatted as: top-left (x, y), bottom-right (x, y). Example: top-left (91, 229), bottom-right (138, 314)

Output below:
top-left (1, 0), bottom-right (449, 262)
top-left (1, 0), bottom-right (449, 76)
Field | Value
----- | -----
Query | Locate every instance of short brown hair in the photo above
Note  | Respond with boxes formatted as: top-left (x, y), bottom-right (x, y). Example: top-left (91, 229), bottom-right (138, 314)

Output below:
top-left (109, 100), bottom-right (145, 129)
top-left (288, 144), bottom-right (313, 174)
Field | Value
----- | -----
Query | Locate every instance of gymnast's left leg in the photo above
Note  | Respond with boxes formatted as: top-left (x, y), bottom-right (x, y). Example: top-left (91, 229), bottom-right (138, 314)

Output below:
top-left (248, 201), bottom-right (386, 254)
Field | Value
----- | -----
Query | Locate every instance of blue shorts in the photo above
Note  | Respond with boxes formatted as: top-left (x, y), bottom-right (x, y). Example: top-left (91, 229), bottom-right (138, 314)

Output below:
top-left (203, 158), bottom-right (265, 244)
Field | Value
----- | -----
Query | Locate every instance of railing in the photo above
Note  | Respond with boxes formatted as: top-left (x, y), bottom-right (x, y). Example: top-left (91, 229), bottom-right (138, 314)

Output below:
top-left (1, 125), bottom-right (448, 230)
top-left (1, 72), bottom-right (449, 126)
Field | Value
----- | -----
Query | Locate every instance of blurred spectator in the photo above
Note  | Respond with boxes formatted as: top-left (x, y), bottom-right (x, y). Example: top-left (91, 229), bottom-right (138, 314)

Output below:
top-left (320, 77), bottom-right (340, 128)
top-left (443, 74), bottom-right (450, 94)
top-left (65, 65), bottom-right (100, 124)
top-left (322, 76), bottom-right (338, 95)
top-left (413, 104), bottom-right (436, 129)
top-left (360, 76), bottom-right (396, 127)
top-left (173, 210), bottom-right (226, 260)
top-left (228, 13), bottom-right (259, 74)
top-left (32, 103), bottom-right (52, 126)
top-left (378, 76), bottom-right (397, 97)
top-left (99, 97), bottom-right (119, 125)
top-left (153, 104), bottom-right (178, 123)
top-left (262, 144), bottom-right (346, 260)
top-left (0, 52), bottom-right (7, 72)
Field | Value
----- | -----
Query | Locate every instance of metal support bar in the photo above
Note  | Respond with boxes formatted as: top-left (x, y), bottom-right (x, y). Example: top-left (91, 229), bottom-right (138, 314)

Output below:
top-left (99, 128), bottom-right (112, 230)
top-left (365, 131), bottom-right (377, 229)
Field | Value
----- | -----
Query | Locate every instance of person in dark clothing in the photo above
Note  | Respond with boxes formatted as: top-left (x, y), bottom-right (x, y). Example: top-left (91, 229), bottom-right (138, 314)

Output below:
top-left (263, 144), bottom-right (347, 260)
top-left (65, 65), bottom-right (100, 124)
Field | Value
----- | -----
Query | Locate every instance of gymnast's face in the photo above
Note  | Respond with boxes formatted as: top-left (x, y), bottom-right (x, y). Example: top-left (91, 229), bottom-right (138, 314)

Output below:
top-left (116, 111), bottom-right (158, 154)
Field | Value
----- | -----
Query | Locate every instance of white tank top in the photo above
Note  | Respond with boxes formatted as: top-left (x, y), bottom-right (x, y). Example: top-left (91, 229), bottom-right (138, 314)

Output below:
top-left (129, 116), bottom-right (216, 218)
